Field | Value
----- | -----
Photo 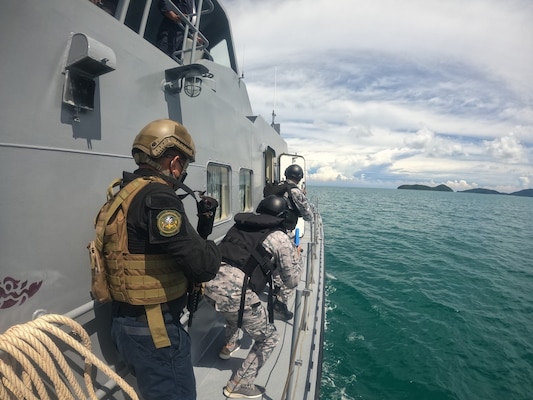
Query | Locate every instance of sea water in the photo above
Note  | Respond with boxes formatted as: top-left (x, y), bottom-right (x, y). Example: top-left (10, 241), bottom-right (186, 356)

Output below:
top-left (308, 186), bottom-right (533, 400)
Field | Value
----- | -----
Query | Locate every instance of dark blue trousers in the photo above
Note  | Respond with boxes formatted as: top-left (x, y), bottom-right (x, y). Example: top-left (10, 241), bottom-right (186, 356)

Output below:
top-left (111, 315), bottom-right (196, 400)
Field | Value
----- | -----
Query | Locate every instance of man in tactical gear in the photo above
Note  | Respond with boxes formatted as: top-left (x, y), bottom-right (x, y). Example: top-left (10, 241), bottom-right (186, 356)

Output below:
top-left (283, 164), bottom-right (313, 222)
top-left (204, 195), bottom-right (303, 399)
top-left (271, 164), bottom-right (313, 320)
top-left (105, 119), bottom-right (220, 400)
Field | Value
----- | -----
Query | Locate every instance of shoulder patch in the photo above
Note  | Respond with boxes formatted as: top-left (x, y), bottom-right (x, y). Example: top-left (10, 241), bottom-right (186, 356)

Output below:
top-left (156, 210), bottom-right (182, 237)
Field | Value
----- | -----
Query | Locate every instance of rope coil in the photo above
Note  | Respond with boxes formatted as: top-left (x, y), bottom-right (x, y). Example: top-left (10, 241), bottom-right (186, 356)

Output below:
top-left (0, 314), bottom-right (139, 400)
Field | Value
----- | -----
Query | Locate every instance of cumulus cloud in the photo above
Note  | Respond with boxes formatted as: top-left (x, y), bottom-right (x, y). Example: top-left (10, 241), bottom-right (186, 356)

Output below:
top-left (308, 165), bottom-right (353, 182)
top-left (224, 0), bottom-right (533, 191)
top-left (445, 180), bottom-right (478, 191)
top-left (484, 133), bottom-right (528, 163)
top-left (519, 176), bottom-right (530, 188)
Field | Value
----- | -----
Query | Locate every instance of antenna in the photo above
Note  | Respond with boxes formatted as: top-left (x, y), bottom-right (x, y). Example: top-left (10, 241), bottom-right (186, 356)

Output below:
top-left (240, 45), bottom-right (245, 79)
top-left (271, 67), bottom-right (277, 125)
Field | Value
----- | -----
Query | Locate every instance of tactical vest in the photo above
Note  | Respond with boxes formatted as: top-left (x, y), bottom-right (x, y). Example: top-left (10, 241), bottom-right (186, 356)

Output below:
top-left (218, 213), bottom-right (284, 326)
top-left (93, 176), bottom-right (188, 348)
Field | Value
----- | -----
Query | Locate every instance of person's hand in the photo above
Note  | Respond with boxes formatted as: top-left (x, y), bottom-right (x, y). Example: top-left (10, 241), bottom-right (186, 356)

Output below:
top-left (196, 196), bottom-right (218, 239)
top-left (165, 10), bottom-right (181, 23)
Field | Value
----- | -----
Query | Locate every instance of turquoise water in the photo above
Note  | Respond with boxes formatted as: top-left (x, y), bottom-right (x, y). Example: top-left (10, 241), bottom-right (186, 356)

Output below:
top-left (309, 187), bottom-right (533, 400)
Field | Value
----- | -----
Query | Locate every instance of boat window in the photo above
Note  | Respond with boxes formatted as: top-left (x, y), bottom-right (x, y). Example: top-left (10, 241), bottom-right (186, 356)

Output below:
top-left (124, 0), bottom-right (147, 34)
top-left (209, 39), bottom-right (231, 69)
top-left (144, 1), bottom-right (164, 46)
top-left (239, 169), bottom-right (253, 212)
top-left (264, 147), bottom-right (276, 185)
top-left (207, 163), bottom-right (231, 221)
top-left (91, 0), bottom-right (118, 15)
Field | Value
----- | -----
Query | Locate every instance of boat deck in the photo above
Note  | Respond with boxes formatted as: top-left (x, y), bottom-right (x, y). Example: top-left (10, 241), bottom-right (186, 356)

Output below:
top-left (192, 214), bottom-right (325, 399)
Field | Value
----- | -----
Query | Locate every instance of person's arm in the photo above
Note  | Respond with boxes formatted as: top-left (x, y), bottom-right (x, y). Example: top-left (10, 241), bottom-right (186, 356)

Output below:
top-left (264, 231), bottom-right (303, 289)
top-left (290, 187), bottom-right (313, 221)
top-left (145, 190), bottom-right (221, 283)
top-left (163, 10), bottom-right (181, 22)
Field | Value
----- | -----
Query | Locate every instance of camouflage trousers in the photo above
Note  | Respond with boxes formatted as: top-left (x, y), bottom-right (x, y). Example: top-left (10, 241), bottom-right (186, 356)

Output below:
top-left (220, 302), bottom-right (279, 388)
top-left (273, 274), bottom-right (295, 304)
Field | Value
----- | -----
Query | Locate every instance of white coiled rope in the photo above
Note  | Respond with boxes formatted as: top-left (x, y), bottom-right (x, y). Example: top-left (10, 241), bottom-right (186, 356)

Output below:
top-left (0, 314), bottom-right (139, 400)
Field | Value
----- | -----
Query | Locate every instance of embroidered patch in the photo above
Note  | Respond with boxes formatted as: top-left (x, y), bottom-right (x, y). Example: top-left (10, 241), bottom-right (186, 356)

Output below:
top-left (156, 210), bottom-right (182, 237)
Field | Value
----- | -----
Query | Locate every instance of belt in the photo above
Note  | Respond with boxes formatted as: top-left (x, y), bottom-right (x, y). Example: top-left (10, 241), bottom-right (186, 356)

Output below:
top-left (115, 302), bottom-right (170, 319)
top-left (135, 303), bottom-right (172, 322)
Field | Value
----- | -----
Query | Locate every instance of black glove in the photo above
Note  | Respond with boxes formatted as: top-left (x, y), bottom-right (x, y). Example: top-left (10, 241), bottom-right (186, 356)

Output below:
top-left (196, 195), bottom-right (218, 239)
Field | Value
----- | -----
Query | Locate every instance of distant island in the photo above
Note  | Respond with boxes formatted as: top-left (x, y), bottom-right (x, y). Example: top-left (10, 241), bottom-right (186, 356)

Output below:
top-left (397, 185), bottom-right (533, 198)
top-left (460, 188), bottom-right (533, 197)
top-left (398, 184), bottom-right (453, 192)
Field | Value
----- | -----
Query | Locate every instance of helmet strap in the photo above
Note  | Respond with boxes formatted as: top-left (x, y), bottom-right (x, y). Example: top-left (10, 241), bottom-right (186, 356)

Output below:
top-left (134, 151), bottom-right (198, 201)
top-left (155, 171), bottom-right (197, 202)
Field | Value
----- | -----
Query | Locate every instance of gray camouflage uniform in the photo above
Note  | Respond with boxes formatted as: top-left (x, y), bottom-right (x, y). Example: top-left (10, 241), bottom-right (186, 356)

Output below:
top-left (286, 178), bottom-right (313, 222)
top-left (204, 229), bottom-right (303, 390)
top-left (274, 178), bottom-right (313, 303)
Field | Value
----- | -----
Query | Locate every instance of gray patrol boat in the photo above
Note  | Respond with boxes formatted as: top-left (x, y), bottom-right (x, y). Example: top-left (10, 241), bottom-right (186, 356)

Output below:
top-left (0, 1), bottom-right (325, 399)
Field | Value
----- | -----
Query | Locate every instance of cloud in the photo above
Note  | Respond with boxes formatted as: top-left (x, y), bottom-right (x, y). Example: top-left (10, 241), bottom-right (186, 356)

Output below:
top-left (484, 133), bottom-right (528, 163)
top-left (224, 0), bottom-right (533, 191)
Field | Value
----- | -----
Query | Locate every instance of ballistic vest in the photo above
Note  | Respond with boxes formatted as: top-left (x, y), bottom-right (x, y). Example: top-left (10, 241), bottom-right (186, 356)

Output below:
top-left (218, 213), bottom-right (284, 326)
top-left (94, 176), bottom-right (188, 348)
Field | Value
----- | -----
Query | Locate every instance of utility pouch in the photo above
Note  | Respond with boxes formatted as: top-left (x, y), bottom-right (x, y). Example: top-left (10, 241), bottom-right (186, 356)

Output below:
top-left (87, 240), bottom-right (111, 303)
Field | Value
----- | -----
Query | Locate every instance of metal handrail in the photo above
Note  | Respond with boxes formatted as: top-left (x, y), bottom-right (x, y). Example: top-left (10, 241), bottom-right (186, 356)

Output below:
top-left (167, 0), bottom-right (214, 64)
top-left (116, 0), bottom-right (214, 64)
top-left (283, 208), bottom-right (322, 399)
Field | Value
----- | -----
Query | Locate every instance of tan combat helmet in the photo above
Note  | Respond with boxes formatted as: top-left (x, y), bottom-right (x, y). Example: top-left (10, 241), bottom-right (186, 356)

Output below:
top-left (132, 119), bottom-right (196, 164)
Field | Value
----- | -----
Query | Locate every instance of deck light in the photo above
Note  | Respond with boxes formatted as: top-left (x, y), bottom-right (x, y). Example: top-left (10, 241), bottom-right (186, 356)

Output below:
top-left (163, 64), bottom-right (213, 98)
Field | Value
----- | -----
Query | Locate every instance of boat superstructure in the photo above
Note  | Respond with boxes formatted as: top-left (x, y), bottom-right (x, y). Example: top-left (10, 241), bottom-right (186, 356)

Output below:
top-left (0, 1), bottom-right (325, 398)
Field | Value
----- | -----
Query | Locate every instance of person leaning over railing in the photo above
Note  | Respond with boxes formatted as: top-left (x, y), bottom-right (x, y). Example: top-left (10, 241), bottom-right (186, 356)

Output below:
top-left (204, 196), bottom-right (303, 399)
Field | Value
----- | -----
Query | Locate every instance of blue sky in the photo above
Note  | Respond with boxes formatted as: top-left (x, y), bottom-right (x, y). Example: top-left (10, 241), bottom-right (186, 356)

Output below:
top-left (224, 0), bottom-right (533, 192)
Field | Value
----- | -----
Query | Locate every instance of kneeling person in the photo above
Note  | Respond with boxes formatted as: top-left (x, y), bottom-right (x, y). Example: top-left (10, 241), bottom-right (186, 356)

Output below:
top-left (204, 196), bottom-right (303, 399)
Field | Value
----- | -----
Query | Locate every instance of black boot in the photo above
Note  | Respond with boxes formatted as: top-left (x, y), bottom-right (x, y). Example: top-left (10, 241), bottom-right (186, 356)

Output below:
top-left (273, 299), bottom-right (293, 320)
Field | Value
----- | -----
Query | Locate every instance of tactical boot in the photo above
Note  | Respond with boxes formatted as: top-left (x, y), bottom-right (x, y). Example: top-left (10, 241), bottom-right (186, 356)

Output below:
top-left (223, 384), bottom-right (264, 399)
top-left (273, 299), bottom-right (293, 320)
top-left (219, 341), bottom-right (241, 360)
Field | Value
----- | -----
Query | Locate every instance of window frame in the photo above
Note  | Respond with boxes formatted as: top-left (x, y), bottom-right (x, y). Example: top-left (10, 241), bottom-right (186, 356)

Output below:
top-left (239, 168), bottom-right (253, 212)
top-left (206, 162), bottom-right (231, 222)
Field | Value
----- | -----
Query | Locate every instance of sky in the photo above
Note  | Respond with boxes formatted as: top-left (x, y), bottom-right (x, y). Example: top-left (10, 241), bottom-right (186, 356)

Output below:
top-left (223, 0), bottom-right (533, 192)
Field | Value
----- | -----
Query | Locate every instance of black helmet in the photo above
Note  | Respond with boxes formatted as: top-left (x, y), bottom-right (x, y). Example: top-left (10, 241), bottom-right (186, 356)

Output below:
top-left (285, 164), bottom-right (304, 182)
top-left (256, 195), bottom-right (288, 218)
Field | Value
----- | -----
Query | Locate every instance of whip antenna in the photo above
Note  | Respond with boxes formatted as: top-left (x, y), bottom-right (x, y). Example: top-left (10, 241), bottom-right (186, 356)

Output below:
top-left (240, 45), bottom-right (245, 79)
top-left (271, 67), bottom-right (277, 126)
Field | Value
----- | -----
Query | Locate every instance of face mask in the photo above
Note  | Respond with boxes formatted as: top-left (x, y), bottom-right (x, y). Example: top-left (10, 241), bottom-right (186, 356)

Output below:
top-left (175, 171), bottom-right (187, 183)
